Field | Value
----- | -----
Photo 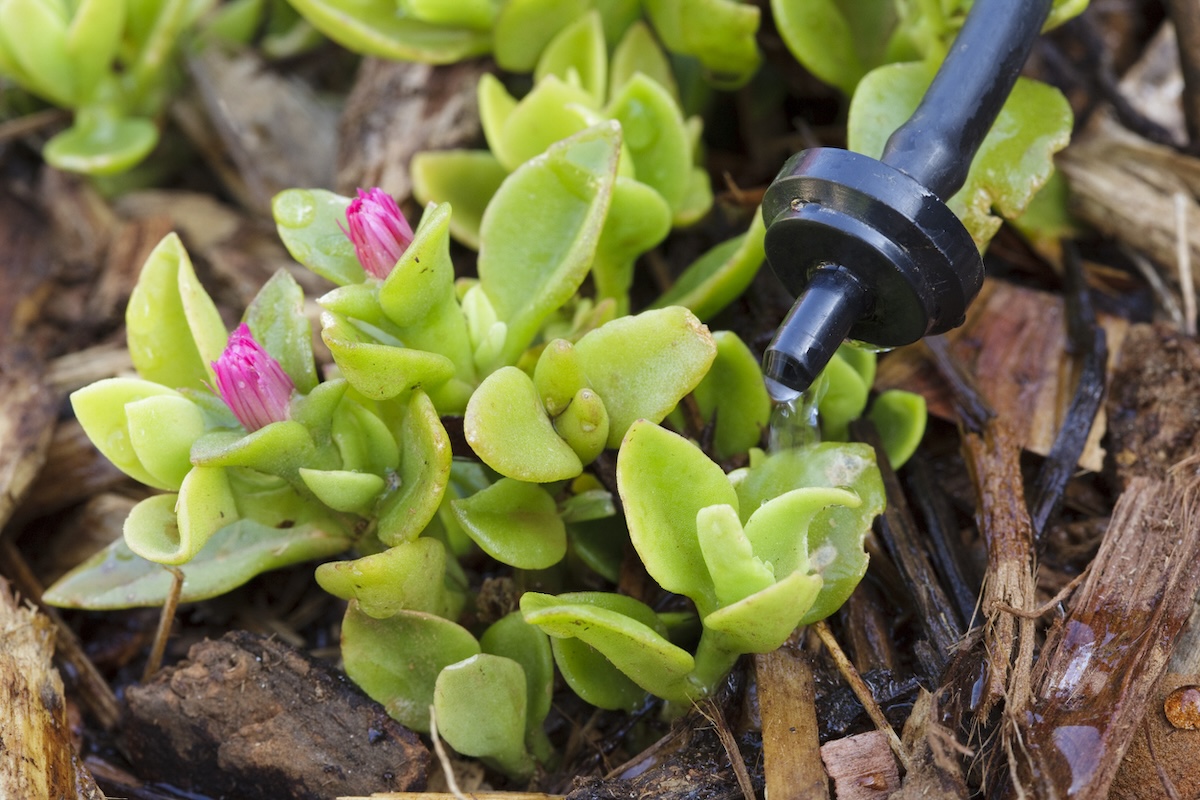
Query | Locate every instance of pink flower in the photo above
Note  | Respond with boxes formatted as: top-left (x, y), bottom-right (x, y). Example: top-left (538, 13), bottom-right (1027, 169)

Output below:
top-left (343, 188), bottom-right (414, 279)
top-left (212, 324), bottom-right (294, 432)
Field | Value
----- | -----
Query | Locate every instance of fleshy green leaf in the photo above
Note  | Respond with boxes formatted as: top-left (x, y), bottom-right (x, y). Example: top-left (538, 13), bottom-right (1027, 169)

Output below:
top-left (591, 176), bottom-right (672, 310)
top-left (692, 330), bottom-right (771, 459)
top-left (480, 612), bottom-right (555, 742)
top-left (743, 486), bottom-right (860, 575)
top-left (316, 537), bottom-right (455, 618)
top-left (65, 0), bottom-right (124, 101)
top-left (272, 189), bottom-right (364, 286)
top-left (71, 378), bottom-right (187, 490)
top-left (281, 0), bottom-right (490, 62)
top-left (124, 394), bottom-right (207, 490)
top-left (298, 468), bottom-right (386, 514)
top-left (341, 605), bottom-right (480, 733)
top-left (43, 113), bottom-right (159, 176)
top-left (521, 591), bottom-right (695, 704)
top-left (606, 74), bottom-right (691, 212)
top-left (410, 150), bottom-right (508, 250)
top-left (495, 74), bottom-right (595, 172)
top-left (695, 504), bottom-right (774, 606)
top-left (479, 123), bottom-right (620, 364)
top-left (320, 311), bottom-right (456, 402)
top-left (617, 420), bottom-right (736, 614)
top-left (535, 10), bottom-right (607, 107)
top-left (769, 0), bottom-right (898, 95)
top-left (611, 20), bottom-right (679, 101)
top-left (492, 0), bottom-right (589, 72)
top-left (553, 388), bottom-right (610, 464)
top-left (817, 351), bottom-right (869, 442)
top-left (331, 398), bottom-right (400, 475)
top-left (575, 306), bottom-right (716, 447)
top-left (245, 269), bottom-right (318, 394)
top-left (43, 517), bottom-right (352, 609)
top-left (867, 389), bottom-right (926, 469)
top-left (126, 233), bottom-right (227, 391)
top-left (434, 654), bottom-right (534, 778)
top-left (450, 478), bottom-right (567, 569)
top-left (702, 569), bottom-right (823, 653)
top-left (402, 0), bottom-right (496, 28)
top-left (533, 338), bottom-right (589, 417)
top-left (652, 209), bottom-right (765, 320)
top-left (0, 0), bottom-right (74, 104)
top-left (644, 0), bottom-right (761, 88)
top-left (375, 390), bottom-right (453, 546)
top-left (465, 366), bottom-right (583, 483)
top-left (190, 421), bottom-right (320, 484)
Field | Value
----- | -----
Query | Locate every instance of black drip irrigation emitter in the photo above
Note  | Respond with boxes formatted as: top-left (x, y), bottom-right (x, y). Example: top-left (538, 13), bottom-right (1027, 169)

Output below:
top-left (760, 0), bottom-right (1054, 402)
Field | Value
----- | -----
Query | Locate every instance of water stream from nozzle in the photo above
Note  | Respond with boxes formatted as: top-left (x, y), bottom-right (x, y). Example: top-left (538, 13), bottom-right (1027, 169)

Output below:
top-left (766, 386), bottom-right (821, 453)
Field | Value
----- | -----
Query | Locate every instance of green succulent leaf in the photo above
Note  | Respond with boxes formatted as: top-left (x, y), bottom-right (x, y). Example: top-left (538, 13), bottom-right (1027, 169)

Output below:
top-left (401, 0), bottom-right (496, 29)
top-left (191, 421), bottom-right (320, 484)
top-left (126, 233), bottom-right (227, 392)
top-left (65, 0), bottom-right (124, 101)
top-left (848, 63), bottom-right (1073, 248)
top-left (591, 176), bottom-right (673, 310)
top-left (495, 74), bottom-right (596, 173)
top-left (281, 0), bottom-right (490, 62)
top-left (410, 150), bottom-right (508, 250)
top-left (769, 0), bottom-right (897, 96)
top-left (272, 189), bottom-right (364, 286)
top-left (245, 269), bottom-right (319, 394)
top-left (702, 568), bottom-right (823, 653)
top-left (652, 209), bottom-right (766, 320)
top-left (450, 477), bottom-right (567, 569)
top-left (692, 330), bottom-right (771, 459)
top-left (435, 654), bottom-right (534, 778)
top-left (465, 366), bottom-right (583, 483)
top-left (695, 503), bottom-right (774, 606)
top-left (617, 420), bottom-right (736, 614)
top-left (644, 0), bottom-right (761, 88)
top-left (341, 605), bottom-right (481, 733)
top-left (0, 0), bottom-right (74, 104)
top-left (607, 74), bottom-right (691, 213)
top-left (743, 486), bottom-right (861, 575)
top-left (320, 311), bottom-right (456, 401)
top-left (298, 468), bottom-right (385, 514)
top-left (521, 591), bottom-right (695, 704)
top-left (575, 306), bottom-right (717, 447)
top-left (71, 378), bottom-right (189, 490)
top-left (43, 517), bottom-right (352, 609)
top-left (533, 338), bottom-right (590, 417)
top-left (43, 112), bottom-right (160, 176)
top-left (124, 394), bottom-right (207, 490)
top-left (480, 612), bottom-right (555, 743)
top-left (867, 389), bottom-right (927, 469)
top-left (492, 0), bottom-right (589, 72)
top-left (553, 388), bottom-right (610, 464)
top-left (316, 537), bottom-right (455, 618)
top-left (331, 398), bottom-right (401, 475)
top-left (375, 390), bottom-right (453, 546)
top-left (535, 10), bottom-right (607, 107)
top-left (611, 20), bottom-right (679, 101)
top-left (817, 351), bottom-right (870, 442)
top-left (478, 123), bottom-right (620, 364)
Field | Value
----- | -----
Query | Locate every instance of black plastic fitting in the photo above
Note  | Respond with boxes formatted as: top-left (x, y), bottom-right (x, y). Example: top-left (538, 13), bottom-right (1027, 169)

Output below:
top-left (761, 0), bottom-right (1054, 401)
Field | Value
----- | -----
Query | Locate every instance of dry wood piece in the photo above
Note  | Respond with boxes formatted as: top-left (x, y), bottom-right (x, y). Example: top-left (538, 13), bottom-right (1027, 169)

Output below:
top-left (1017, 466), bottom-right (1200, 798)
top-left (889, 690), bottom-right (969, 800)
top-left (755, 646), bottom-right (829, 800)
top-left (0, 577), bottom-right (103, 799)
top-left (876, 279), bottom-right (1128, 473)
top-left (19, 420), bottom-right (128, 523)
top-left (1107, 323), bottom-right (1200, 485)
top-left (337, 58), bottom-right (488, 201)
top-left (819, 731), bottom-right (899, 800)
top-left (123, 631), bottom-right (429, 799)
top-left (0, 351), bottom-right (55, 534)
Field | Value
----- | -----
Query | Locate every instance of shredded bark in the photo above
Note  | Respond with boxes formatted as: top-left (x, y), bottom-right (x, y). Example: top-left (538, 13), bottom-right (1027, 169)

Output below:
top-left (755, 646), bottom-right (829, 799)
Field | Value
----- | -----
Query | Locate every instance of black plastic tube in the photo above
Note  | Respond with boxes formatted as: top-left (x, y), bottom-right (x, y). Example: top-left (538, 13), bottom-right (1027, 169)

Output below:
top-left (880, 0), bottom-right (1054, 200)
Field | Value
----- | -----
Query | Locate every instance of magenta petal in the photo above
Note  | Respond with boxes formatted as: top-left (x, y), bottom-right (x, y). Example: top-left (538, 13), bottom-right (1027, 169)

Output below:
top-left (343, 188), bottom-right (414, 279)
top-left (212, 323), bottom-right (295, 431)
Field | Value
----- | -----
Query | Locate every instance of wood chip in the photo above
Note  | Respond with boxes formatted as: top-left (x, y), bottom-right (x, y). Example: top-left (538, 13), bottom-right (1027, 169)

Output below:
top-left (1018, 466), bottom-right (1200, 798)
top-left (819, 731), bottom-right (900, 800)
top-left (336, 58), bottom-right (488, 201)
top-left (755, 646), bottom-right (829, 800)
top-left (0, 577), bottom-right (103, 799)
top-left (123, 631), bottom-right (430, 799)
top-left (876, 280), bottom-right (1127, 473)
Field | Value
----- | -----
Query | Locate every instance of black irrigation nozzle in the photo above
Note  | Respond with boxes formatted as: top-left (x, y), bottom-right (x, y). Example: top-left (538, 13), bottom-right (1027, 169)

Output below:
top-left (760, 0), bottom-right (1054, 400)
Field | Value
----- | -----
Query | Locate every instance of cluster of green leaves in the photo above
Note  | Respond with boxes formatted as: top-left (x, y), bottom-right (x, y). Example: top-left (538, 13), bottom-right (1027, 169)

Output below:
top-left (773, 0), bottom-right (1087, 248)
top-left (0, 0), bottom-right (204, 174)
top-left (412, 11), bottom-right (715, 314)
top-left (47, 120), bottom-right (926, 777)
top-left (282, 0), bottom-right (760, 87)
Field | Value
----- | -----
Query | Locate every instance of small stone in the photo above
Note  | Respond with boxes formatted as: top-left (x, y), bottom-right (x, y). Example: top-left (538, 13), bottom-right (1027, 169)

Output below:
top-left (1164, 685), bottom-right (1200, 729)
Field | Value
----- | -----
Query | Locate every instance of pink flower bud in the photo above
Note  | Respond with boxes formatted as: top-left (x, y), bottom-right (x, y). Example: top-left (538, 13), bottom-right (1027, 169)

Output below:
top-left (212, 324), bottom-right (294, 432)
top-left (343, 188), bottom-right (414, 279)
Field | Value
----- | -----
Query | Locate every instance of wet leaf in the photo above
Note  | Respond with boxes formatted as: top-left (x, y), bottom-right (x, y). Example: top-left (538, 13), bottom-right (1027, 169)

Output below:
top-left (375, 390), bottom-right (452, 546)
top-left (450, 478), bottom-right (567, 569)
top-left (273, 189), bottom-right (364, 286)
top-left (652, 210), bottom-right (765, 320)
top-left (535, 10), bottom-right (607, 106)
top-left (434, 654), bottom-right (534, 778)
top-left (410, 150), bottom-right (508, 250)
top-left (692, 330), bottom-right (771, 459)
top-left (316, 537), bottom-right (455, 618)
